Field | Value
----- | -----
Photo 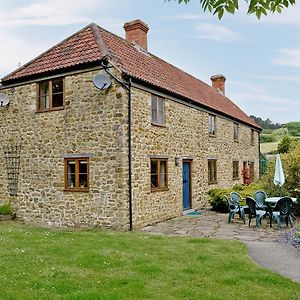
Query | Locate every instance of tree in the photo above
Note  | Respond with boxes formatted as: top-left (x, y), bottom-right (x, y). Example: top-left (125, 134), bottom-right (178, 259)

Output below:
top-left (277, 135), bottom-right (291, 154)
top-left (167, 0), bottom-right (296, 19)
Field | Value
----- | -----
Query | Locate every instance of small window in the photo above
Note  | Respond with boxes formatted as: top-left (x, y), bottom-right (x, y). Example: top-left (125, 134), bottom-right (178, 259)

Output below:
top-left (150, 159), bottom-right (168, 191)
top-left (208, 159), bottom-right (217, 184)
top-left (233, 122), bottom-right (239, 141)
top-left (151, 95), bottom-right (165, 125)
top-left (65, 158), bottom-right (89, 191)
top-left (37, 78), bottom-right (64, 111)
top-left (249, 162), bottom-right (254, 182)
top-left (251, 129), bottom-right (255, 145)
top-left (208, 114), bottom-right (216, 135)
top-left (233, 161), bottom-right (239, 180)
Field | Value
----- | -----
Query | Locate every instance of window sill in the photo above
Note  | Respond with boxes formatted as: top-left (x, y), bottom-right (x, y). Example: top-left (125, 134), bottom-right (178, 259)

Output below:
top-left (151, 187), bottom-right (169, 193)
top-left (234, 139), bottom-right (239, 143)
top-left (209, 134), bottom-right (216, 138)
top-left (151, 122), bottom-right (166, 128)
top-left (208, 181), bottom-right (218, 185)
top-left (64, 188), bottom-right (89, 193)
top-left (233, 178), bottom-right (239, 181)
top-left (36, 107), bottom-right (65, 113)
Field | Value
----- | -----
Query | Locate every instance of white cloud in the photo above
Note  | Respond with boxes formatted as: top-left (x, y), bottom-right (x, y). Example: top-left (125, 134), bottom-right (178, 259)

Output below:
top-left (273, 47), bottom-right (300, 68)
top-left (194, 23), bottom-right (240, 42)
top-left (0, 0), bottom-right (104, 27)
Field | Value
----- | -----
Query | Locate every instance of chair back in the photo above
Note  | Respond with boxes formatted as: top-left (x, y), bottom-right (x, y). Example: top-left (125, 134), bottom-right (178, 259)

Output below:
top-left (253, 190), bottom-right (267, 207)
top-left (230, 192), bottom-right (242, 205)
top-left (246, 196), bottom-right (257, 215)
top-left (225, 195), bottom-right (235, 211)
top-left (274, 197), bottom-right (294, 215)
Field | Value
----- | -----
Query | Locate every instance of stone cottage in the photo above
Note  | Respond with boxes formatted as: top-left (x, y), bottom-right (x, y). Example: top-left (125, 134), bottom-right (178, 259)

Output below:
top-left (0, 19), bottom-right (261, 230)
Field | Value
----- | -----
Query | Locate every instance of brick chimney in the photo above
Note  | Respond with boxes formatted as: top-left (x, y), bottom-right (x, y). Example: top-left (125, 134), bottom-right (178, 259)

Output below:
top-left (210, 75), bottom-right (226, 95)
top-left (123, 19), bottom-right (149, 50)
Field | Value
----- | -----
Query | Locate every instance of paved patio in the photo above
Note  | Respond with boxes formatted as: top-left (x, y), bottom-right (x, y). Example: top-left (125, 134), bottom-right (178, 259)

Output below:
top-left (139, 208), bottom-right (288, 242)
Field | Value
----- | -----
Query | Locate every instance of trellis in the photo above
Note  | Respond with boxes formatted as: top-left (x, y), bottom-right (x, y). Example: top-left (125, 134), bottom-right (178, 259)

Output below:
top-left (3, 144), bottom-right (21, 196)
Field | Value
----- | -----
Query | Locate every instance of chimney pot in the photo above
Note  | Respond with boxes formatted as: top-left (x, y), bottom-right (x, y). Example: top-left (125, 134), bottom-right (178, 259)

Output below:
top-left (123, 19), bottom-right (149, 50)
top-left (210, 74), bottom-right (226, 95)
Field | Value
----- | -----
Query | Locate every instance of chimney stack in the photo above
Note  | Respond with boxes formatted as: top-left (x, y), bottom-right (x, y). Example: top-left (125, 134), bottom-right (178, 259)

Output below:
top-left (123, 19), bottom-right (149, 50)
top-left (210, 75), bottom-right (226, 95)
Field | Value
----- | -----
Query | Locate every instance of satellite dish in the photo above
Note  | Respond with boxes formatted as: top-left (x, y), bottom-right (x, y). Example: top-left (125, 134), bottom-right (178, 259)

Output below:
top-left (0, 93), bottom-right (10, 107)
top-left (93, 74), bottom-right (112, 90)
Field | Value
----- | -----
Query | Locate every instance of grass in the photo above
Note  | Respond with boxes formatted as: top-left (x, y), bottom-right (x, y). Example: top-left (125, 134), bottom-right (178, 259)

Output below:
top-left (0, 222), bottom-right (299, 299)
top-left (260, 142), bottom-right (278, 154)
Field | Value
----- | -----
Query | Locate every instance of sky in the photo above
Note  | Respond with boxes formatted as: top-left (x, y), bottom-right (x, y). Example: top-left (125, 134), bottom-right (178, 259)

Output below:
top-left (1, 0), bottom-right (300, 124)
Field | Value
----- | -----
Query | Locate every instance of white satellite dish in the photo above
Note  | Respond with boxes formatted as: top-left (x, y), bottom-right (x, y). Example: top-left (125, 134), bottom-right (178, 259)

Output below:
top-left (0, 93), bottom-right (10, 107)
top-left (93, 74), bottom-right (112, 90)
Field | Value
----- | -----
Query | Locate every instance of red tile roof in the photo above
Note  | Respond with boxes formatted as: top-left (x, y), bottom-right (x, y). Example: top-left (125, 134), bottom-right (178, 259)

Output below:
top-left (1, 23), bottom-right (260, 129)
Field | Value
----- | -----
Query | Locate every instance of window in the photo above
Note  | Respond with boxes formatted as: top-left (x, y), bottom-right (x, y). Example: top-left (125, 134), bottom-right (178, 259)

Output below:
top-left (208, 114), bottom-right (216, 135)
top-left (208, 159), bottom-right (217, 184)
top-left (64, 158), bottom-right (89, 191)
top-left (233, 161), bottom-right (239, 180)
top-left (38, 77), bottom-right (64, 111)
top-left (150, 158), bottom-right (168, 191)
top-left (251, 129), bottom-right (255, 145)
top-left (233, 122), bottom-right (239, 141)
top-left (249, 162), bottom-right (254, 182)
top-left (151, 95), bottom-right (165, 125)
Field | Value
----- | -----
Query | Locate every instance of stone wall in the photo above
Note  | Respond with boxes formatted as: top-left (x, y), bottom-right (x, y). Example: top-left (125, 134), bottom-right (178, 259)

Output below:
top-left (0, 69), bottom-right (130, 229)
top-left (130, 87), bottom-right (259, 228)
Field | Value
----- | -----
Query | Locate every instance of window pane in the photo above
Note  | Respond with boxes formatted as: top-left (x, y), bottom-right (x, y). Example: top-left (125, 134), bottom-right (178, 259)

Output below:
top-left (159, 161), bottom-right (167, 188)
top-left (52, 79), bottom-right (63, 94)
top-left (67, 160), bottom-right (76, 188)
top-left (79, 174), bottom-right (88, 188)
top-left (151, 96), bottom-right (157, 123)
top-left (39, 82), bottom-right (49, 110)
top-left (52, 93), bottom-right (63, 108)
top-left (209, 115), bottom-right (215, 135)
top-left (151, 175), bottom-right (158, 188)
top-left (79, 160), bottom-right (87, 173)
top-left (151, 160), bottom-right (158, 175)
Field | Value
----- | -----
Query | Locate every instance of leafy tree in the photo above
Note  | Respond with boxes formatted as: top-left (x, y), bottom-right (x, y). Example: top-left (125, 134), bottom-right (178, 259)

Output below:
top-left (167, 0), bottom-right (296, 19)
top-left (277, 135), bottom-right (292, 153)
top-left (250, 115), bottom-right (281, 130)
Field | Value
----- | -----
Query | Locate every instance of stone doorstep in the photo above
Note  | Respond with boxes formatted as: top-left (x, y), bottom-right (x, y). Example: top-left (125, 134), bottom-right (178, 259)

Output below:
top-left (0, 214), bottom-right (16, 221)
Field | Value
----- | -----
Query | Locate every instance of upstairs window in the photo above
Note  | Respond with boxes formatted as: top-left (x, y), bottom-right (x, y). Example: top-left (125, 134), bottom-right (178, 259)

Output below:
top-left (208, 159), bottom-right (217, 184)
top-left (150, 158), bottom-right (168, 191)
top-left (233, 122), bottom-right (239, 141)
top-left (208, 114), bottom-right (216, 135)
top-left (233, 161), bottom-right (239, 180)
top-left (38, 78), bottom-right (64, 112)
top-left (64, 158), bottom-right (89, 191)
top-left (151, 95), bottom-right (165, 125)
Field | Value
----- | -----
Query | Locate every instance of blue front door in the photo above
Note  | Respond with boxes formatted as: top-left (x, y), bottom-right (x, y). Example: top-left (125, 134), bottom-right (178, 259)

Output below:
top-left (182, 161), bottom-right (191, 210)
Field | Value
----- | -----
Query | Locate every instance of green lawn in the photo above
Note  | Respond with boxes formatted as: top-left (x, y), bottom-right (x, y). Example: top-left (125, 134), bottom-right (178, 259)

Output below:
top-left (0, 222), bottom-right (299, 300)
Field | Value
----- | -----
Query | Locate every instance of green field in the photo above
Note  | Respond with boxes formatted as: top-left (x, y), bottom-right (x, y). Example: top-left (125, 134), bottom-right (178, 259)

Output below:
top-left (0, 222), bottom-right (299, 299)
top-left (260, 142), bottom-right (278, 154)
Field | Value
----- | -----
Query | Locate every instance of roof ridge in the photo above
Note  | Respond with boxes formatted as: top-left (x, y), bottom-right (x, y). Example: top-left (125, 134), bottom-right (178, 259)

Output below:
top-left (1, 23), bottom-right (98, 82)
top-left (90, 23), bottom-right (110, 59)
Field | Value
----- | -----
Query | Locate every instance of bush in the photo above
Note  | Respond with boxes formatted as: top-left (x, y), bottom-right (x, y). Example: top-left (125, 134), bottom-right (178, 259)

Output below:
top-left (0, 203), bottom-right (14, 215)
top-left (260, 134), bottom-right (276, 143)
top-left (208, 182), bottom-right (264, 213)
top-left (277, 136), bottom-right (291, 154)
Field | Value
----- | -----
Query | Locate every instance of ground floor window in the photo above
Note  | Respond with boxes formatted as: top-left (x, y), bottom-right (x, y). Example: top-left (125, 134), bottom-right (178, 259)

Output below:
top-left (233, 161), bottom-right (239, 180)
top-left (64, 158), bottom-right (89, 191)
top-left (150, 158), bottom-right (168, 191)
top-left (208, 159), bottom-right (217, 184)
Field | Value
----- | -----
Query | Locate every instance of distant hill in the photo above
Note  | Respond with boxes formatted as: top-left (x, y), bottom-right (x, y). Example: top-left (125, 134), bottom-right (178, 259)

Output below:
top-left (250, 115), bottom-right (281, 130)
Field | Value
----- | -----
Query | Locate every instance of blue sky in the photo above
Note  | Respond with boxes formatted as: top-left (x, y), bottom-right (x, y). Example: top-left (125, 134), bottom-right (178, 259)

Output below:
top-left (1, 0), bottom-right (300, 123)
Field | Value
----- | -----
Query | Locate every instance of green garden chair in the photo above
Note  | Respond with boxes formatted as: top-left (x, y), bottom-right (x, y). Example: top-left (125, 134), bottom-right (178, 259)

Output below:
top-left (246, 196), bottom-right (267, 228)
top-left (226, 195), bottom-right (245, 224)
top-left (253, 190), bottom-right (268, 210)
top-left (270, 197), bottom-right (294, 229)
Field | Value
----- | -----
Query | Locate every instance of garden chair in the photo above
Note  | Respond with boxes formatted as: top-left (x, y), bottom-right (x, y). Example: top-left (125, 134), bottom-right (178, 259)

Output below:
top-left (270, 197), bottom-right (294, 229)
top-left (226, 195), bottom-right (245, 224)
top-left (230, 191), bottom-right (249, 213)
top-left (253, 190), bottom-right (268, 210)
top-left (246, 196), bottom-right (267, 228)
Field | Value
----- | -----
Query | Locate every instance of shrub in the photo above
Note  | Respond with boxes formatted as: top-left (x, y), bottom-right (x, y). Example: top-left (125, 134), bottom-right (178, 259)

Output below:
top-left (260, 134), bottom-right (276, 143)
top-left (277, 136), bottom-right (291, 154)
top-left (0, 203), bottom-right (14, 215)
top-left (208, 182), bottom-right (264, 213)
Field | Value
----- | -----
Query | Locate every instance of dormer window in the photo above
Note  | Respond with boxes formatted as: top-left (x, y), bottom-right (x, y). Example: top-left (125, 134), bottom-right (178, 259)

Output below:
top-left (37, 78), bottom-right (64, 112)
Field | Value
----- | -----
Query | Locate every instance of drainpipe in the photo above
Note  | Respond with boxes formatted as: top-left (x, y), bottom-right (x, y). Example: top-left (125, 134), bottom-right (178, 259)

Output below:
top-left (100, 60), bottom-right (133, 231)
